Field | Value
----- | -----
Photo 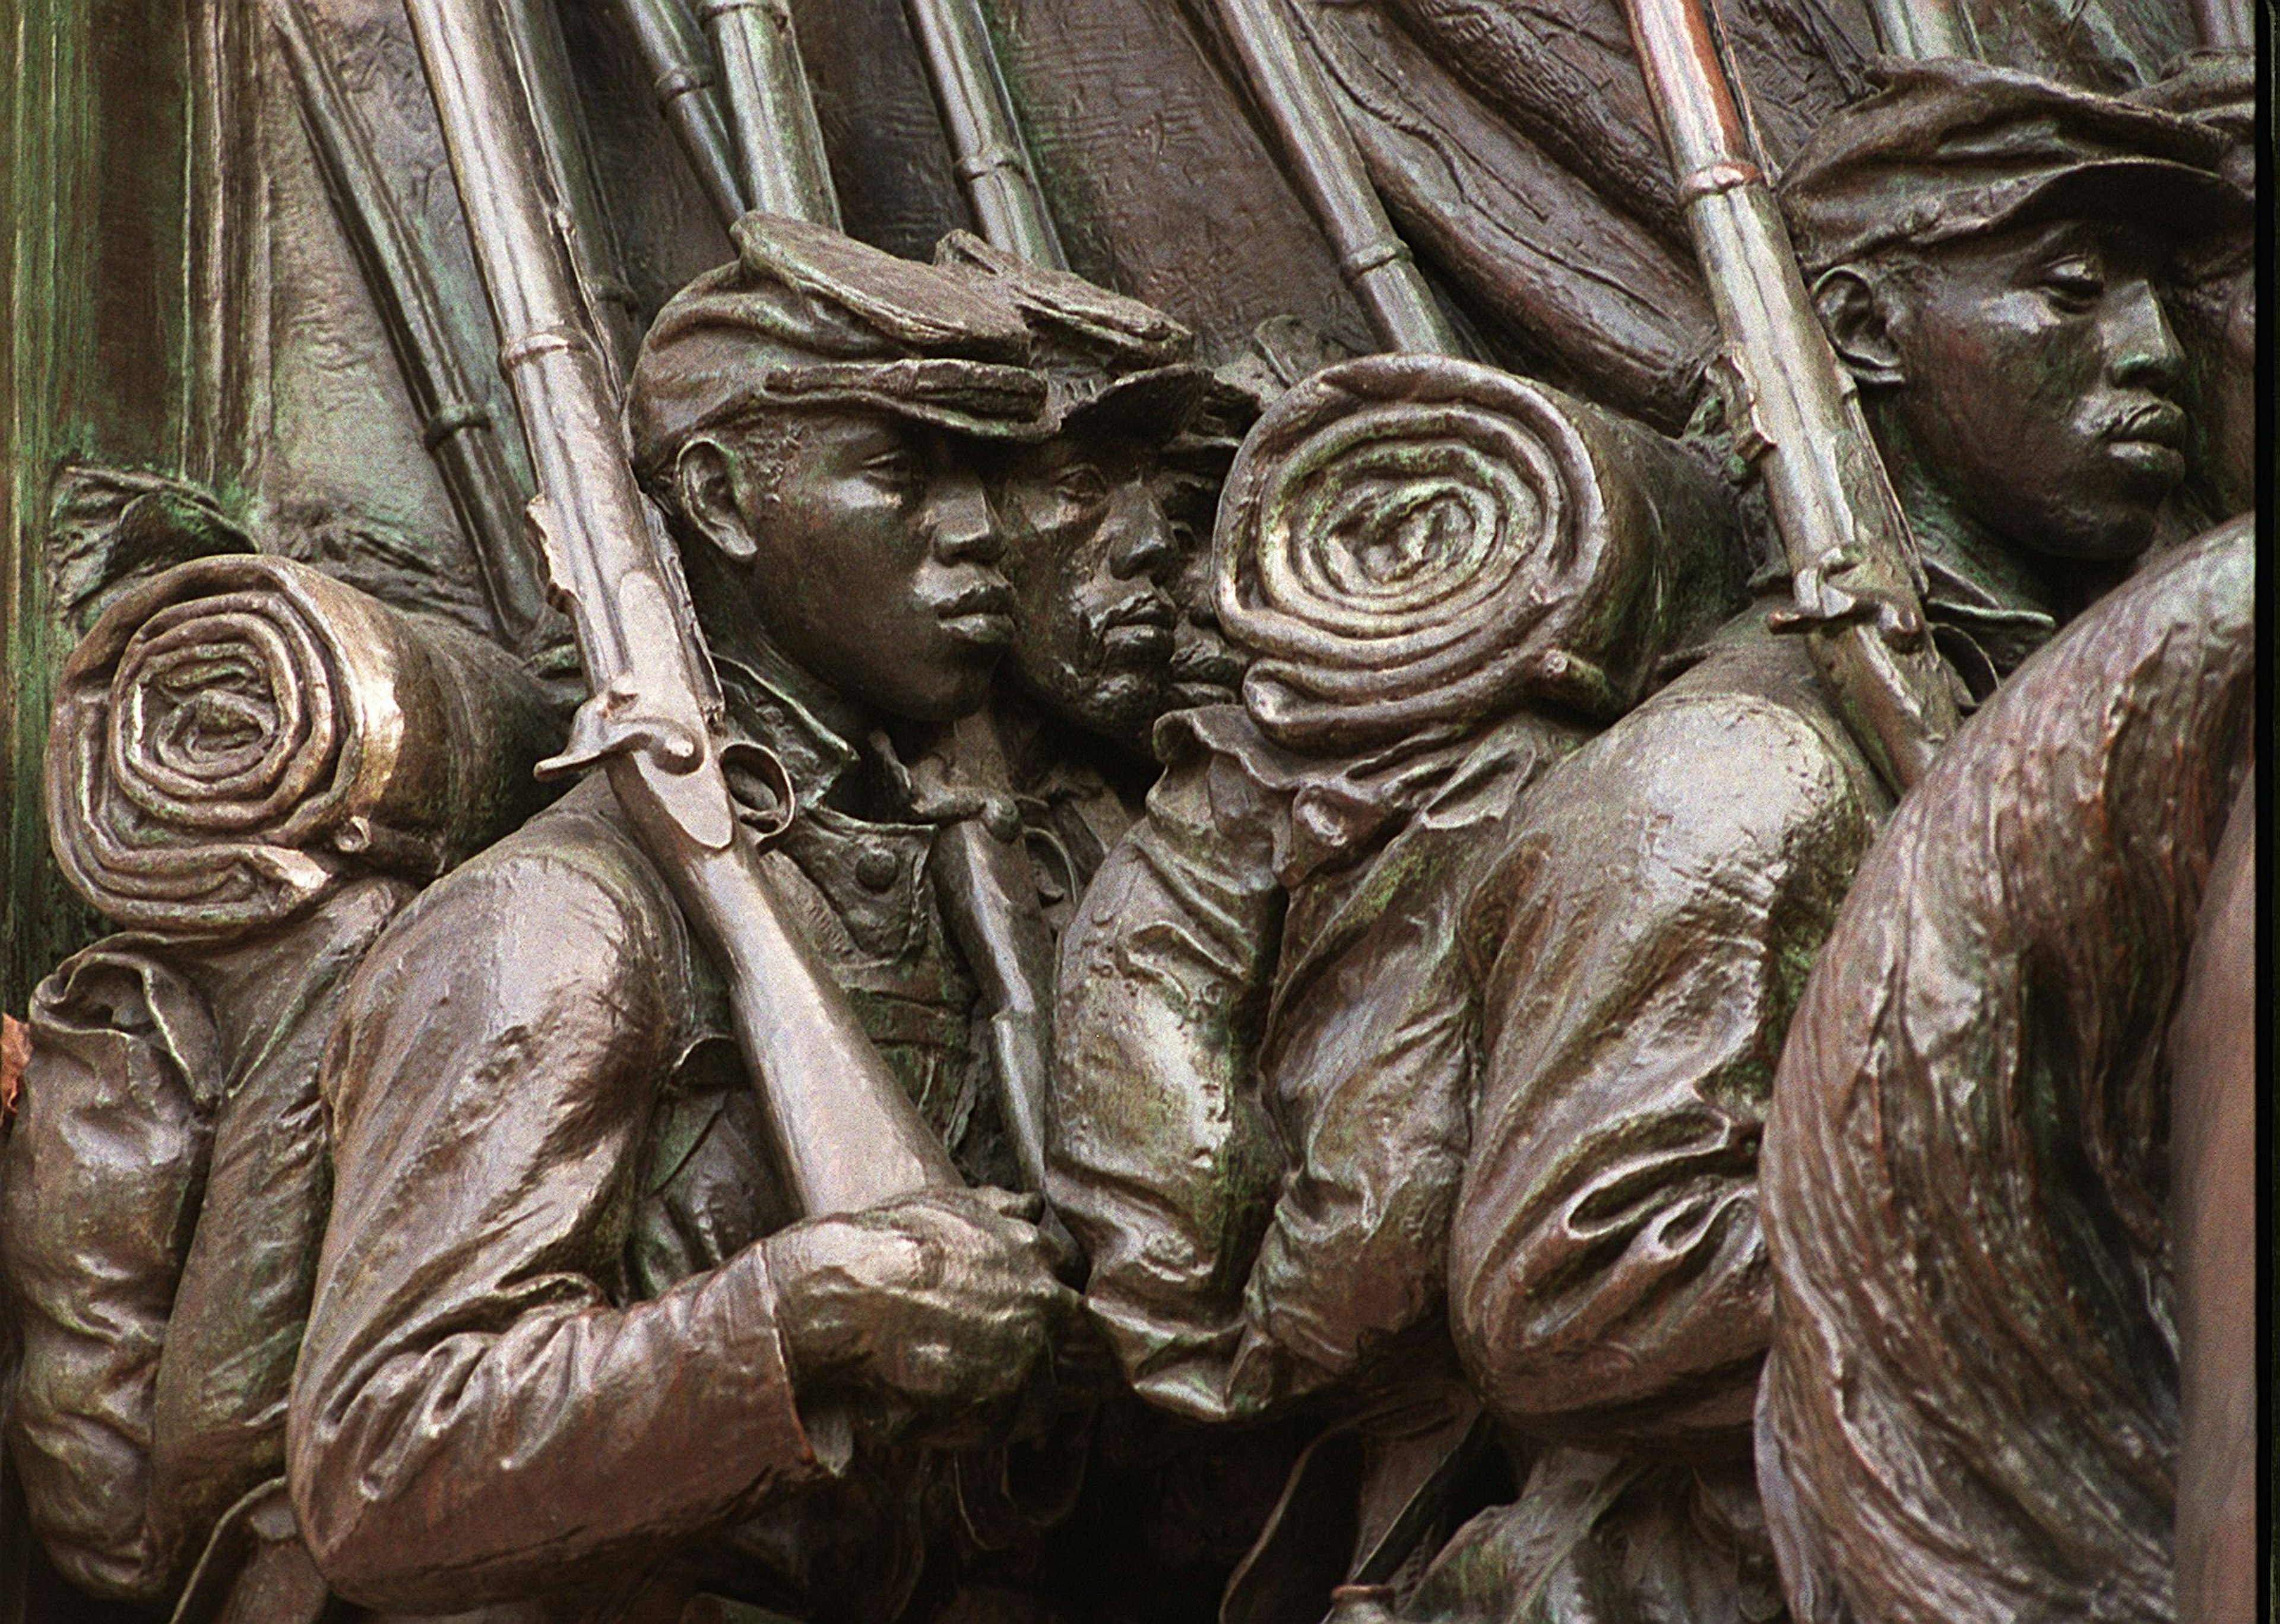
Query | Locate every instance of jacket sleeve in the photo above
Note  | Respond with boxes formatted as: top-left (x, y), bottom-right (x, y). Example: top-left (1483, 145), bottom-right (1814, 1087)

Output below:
top-left (1449, 685), bottom-right (1880, 1452)
top-left (1, 944), bottom-right (220, 1601)
top-left (1050, 725), bottom-right (1521, 1424)
top-left (1048, 749), bottom-right (1290, 1423)
top-left (286, 831), bottom-right (821, 1612)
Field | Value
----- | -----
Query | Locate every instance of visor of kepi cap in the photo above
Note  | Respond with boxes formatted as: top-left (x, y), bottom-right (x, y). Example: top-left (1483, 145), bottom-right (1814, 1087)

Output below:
top-left (689, 357), bottom-right (1052, 445)
top-left (1052, 364), bottom-right (1212, 442)
top-left (934, 230), bottom-right (1194, 374)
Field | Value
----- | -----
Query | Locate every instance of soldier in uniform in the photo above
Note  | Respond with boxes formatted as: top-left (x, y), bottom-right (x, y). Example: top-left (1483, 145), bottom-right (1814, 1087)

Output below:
top-left (933, 232), bottom-right (1212, 929)
top-left (923, 236), bottom-right (1307, 1624)
top-left (1046, 53), bottom-right (2241, 1624)
top-left (1414, 58), bottom-right (2244, 1624)
top-left (283, 217), bottom-right (1078, 1622)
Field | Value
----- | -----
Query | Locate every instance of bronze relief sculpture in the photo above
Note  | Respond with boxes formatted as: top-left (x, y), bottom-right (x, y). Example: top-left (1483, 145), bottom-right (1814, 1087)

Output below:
top-left (0, 0), bottom-right (2253, 1620)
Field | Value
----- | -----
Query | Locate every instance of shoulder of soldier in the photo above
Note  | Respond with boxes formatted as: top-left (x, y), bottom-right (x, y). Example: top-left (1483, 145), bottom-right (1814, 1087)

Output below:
top-left (1483, 599), bottom-right (1890, 904)
top-left (1626, 599), bottom-right (1888, 813)
top-left (328, 773), bottom-right (695, 1083)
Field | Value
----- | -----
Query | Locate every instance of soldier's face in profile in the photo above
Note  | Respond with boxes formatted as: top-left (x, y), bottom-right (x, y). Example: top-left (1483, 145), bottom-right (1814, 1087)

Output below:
top-left (724, 409), bottom-right (1013, 721)
top-left (1155, 460), bottom-right (1246, 711)
top-left (1881, 216), bottom-right (2190, 562)
top-left (992, 430), bottom-right (1181, 747)
top-left (2172, 232), bottom-right (2254, 518)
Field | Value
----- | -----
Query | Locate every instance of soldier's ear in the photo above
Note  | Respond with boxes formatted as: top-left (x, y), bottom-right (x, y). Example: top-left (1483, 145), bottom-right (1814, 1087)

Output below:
top-left (673, 436), bottom-right (760, 565)
top-left (1812, 267), bottom-right (1905, 388)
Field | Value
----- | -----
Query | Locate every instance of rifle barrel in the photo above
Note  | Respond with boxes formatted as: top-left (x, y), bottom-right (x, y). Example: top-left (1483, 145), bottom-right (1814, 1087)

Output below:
top-left (274, 0), bottom-right (547, 653)
top-left (902, 0), bottom-right (1067, 268)
top-left (694, 0), bottom-right (843, 226)
top-left (501, 0), bottom-right (642, 378)
top-left (612, 0), bottom-right (749, 227)
top-left (1864, 0), bottom-right (1975, 59)
top-left (404, 0), bottom-right (959, 1214)
top-left (1214, 0), bottom-right (1462, 356)
top-left (1621, 0), bottom-right (1958, 791)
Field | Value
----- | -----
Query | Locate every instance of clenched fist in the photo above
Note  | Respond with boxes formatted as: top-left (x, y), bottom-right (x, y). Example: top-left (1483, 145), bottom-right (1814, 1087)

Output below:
top-left (766, 1188), bottom-right (1078, 1435)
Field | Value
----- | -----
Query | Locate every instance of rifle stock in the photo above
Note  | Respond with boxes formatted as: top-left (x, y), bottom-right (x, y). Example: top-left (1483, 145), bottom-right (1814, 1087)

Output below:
top-left (1620, 0), bottom-right (1960, 792)
top-left (404, 0), bottom-right (959, 1216)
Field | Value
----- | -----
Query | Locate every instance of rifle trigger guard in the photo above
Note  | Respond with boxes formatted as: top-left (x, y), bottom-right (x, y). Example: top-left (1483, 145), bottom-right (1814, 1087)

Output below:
top-left (719, 740), bottom-right (798, 850)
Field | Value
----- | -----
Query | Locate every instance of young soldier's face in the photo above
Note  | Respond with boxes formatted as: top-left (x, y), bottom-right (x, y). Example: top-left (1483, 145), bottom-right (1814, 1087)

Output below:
top-left (992, 430), bottom-right (1182, 748)
top-left (1883, 216), bottom-right (2190, 561)
top-left (731, 410), bottom-right (1012, 721)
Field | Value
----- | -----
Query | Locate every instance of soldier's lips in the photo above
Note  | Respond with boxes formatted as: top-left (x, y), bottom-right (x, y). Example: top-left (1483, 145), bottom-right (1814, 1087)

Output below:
top-left (1102, 623), bottom-right (1175, 662)
top-left (935, 584), bottom-right (1017, 646)
top-left (937, 610), bottom-right (1016, 648)
top-left (2102, 401), bottom-right (2188, 480)
top-left (1095, 594), bottom-right (1177, 663)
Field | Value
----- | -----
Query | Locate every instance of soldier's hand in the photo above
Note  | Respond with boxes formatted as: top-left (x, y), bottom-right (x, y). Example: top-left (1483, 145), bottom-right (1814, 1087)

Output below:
top-left (766, 1187), bottom-right (1078, 1430)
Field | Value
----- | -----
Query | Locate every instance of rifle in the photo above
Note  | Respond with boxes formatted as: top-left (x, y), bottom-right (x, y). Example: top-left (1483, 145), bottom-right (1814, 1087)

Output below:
top-left (887, 0), bottom-right (1069, 1209)
top-left (273, 0), bottom-right (547, 654)
top-left (902, 0), bottom-right (1067, 269)
top-left (695, 0), bottom-right (843, 226)
top-left (1863, 0), bottom-right (1974, 61)
top-left (1210, 0), bottom-right (1462, 355)
top-left (1617, 0), bottom-right (1959, 792)
top-left (402, 0), bottom-right (959, 1215)
top-left (609, 0), bottom-right (748, 228)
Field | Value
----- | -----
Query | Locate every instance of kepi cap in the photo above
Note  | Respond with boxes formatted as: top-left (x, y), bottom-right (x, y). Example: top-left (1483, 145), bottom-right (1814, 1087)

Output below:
top-left (933, 230), bottom-right (1208, 439)
top-left (1780, 57), bottom-right (2244, 276)
top-left (628, 213), bottom-right (1052, 480)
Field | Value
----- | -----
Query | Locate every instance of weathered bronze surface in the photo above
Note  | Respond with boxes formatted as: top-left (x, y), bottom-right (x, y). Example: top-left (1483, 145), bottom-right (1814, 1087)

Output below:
top-left (0, 0), bottom-right (2254, 1620)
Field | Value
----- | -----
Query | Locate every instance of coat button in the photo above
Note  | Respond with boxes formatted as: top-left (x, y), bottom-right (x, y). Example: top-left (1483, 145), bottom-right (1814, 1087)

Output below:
top-left (854, 849), bottom-right (902, 893)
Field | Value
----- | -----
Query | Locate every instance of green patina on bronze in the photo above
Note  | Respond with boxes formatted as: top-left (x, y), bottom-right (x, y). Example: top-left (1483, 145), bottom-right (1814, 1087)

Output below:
top-left (1, 0), bottom-right (195, 1015)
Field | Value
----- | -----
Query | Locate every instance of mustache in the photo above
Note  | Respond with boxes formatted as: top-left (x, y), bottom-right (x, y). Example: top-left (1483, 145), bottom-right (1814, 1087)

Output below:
top-left (1086, 588), bottom-right (1177, 639)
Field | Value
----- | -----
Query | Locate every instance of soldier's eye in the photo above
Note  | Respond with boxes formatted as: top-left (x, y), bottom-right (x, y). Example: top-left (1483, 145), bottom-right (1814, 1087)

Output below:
top-left (864, 450), bottom-right (924, 492)
top-left (1055, 464), bottom-right (1108, 506)
top-left (2038, 257), bottom-right (2105, 309)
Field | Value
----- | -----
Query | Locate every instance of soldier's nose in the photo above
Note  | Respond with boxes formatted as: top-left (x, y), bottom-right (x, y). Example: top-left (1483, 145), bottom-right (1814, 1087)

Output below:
top-left (2105, 276), bottom-right (2185, 395)
top-left (927, 470), bottom-right (1002, 565)
top-left (1106, 484), bottom-right (1178, 581)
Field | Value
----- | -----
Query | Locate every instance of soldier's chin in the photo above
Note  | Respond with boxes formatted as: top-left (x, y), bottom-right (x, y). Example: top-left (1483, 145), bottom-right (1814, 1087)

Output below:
top-left (2103, 437), bottom-right (2188, 491)
top-left (2031, 496), bottom-right (2166, 563)
top-left (1056, 672), bottom-right (1167, 748)
top-left (884, 648), bottom-right (1002, 722)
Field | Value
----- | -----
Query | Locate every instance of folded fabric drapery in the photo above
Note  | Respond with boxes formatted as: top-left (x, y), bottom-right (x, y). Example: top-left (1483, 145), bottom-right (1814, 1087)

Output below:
top-left (47, 554), bottom-right (560, 939)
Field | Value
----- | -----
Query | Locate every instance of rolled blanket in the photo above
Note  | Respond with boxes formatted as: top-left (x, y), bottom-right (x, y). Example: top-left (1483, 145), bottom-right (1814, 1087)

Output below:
top-left (1212, 354), bottom-right (1737, 755)
top-left (47, 555), bottom-right (561, 938)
